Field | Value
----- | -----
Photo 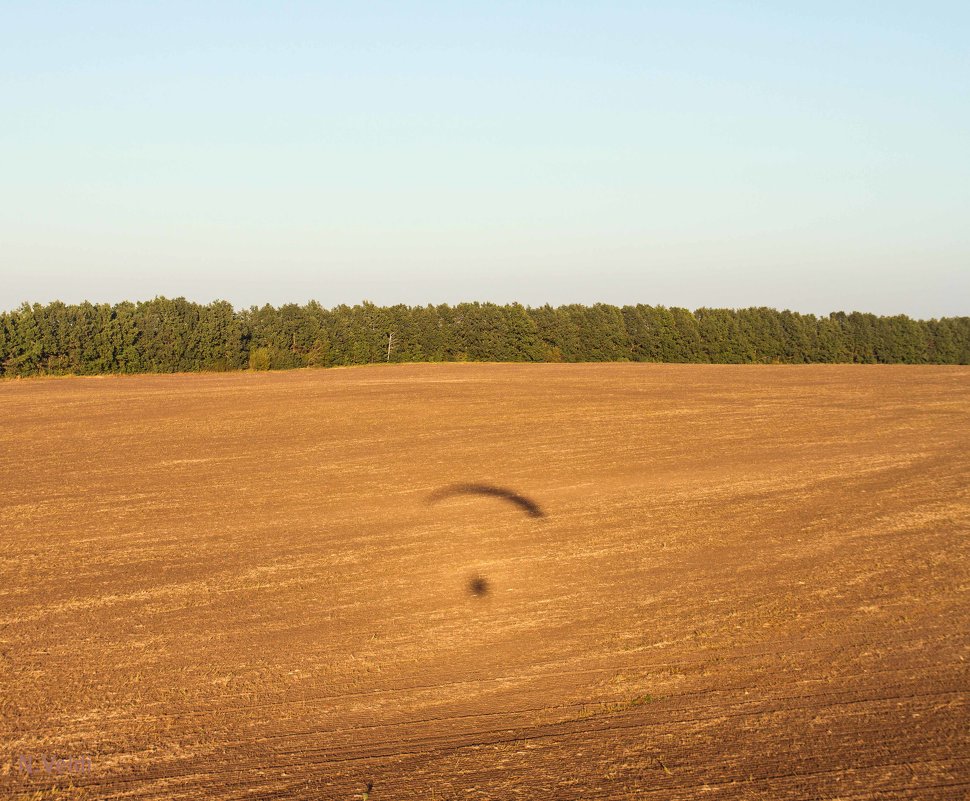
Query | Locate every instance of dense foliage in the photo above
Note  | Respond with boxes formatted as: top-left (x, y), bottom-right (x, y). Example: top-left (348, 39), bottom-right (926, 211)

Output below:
top-left (1, 298), bottom-right (967, 377)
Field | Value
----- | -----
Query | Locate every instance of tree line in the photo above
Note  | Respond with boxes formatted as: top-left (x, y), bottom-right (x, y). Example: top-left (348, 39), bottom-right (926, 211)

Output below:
top-left (1, 298), bottom-right (967, 377)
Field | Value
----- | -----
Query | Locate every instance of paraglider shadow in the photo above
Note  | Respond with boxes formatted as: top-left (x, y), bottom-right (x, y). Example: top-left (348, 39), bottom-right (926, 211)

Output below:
top-left (426, 483), bottom-right (545, 519)
top-left (426, 482), bottom-right (546, 599)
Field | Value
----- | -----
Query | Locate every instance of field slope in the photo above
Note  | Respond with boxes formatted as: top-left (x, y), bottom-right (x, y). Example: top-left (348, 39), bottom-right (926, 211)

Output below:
top-left (1, 364), bottom-right (968, 799)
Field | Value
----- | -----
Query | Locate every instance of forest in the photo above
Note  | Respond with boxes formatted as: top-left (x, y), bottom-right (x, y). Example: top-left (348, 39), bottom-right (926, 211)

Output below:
top-left (1, 298), bottom-right (968, 377)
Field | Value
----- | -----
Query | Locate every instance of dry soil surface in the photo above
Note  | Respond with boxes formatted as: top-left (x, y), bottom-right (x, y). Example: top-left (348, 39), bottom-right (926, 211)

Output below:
top-left (1, 364), bottom-right (968, 800)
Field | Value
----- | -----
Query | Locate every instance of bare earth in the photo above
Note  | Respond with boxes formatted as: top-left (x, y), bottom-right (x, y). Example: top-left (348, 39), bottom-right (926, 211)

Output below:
top-left (1, 364), bottom-right (968, 800)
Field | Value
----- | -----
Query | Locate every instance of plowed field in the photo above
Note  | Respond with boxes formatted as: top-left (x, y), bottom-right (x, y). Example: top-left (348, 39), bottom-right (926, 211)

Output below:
top-left (2, 364), bottom-right (968, 799)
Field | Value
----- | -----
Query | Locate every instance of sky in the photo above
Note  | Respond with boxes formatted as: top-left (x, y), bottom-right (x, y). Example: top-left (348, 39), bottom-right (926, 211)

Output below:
top-left (2, 1), bottom-right (968, 318)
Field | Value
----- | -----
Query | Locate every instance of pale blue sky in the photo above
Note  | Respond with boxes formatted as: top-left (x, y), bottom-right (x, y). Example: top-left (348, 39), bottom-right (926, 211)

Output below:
top-left (2, 2), bottom-right (968, 317)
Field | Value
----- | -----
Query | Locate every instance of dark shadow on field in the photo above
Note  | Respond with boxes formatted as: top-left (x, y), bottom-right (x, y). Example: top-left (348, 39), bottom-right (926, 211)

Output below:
top-left (427, 483), bottom-right (546, 518)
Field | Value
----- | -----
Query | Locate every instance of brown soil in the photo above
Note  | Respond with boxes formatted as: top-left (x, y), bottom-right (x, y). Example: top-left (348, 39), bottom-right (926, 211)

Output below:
top-left (1, 363), bottom-right (968, 800)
